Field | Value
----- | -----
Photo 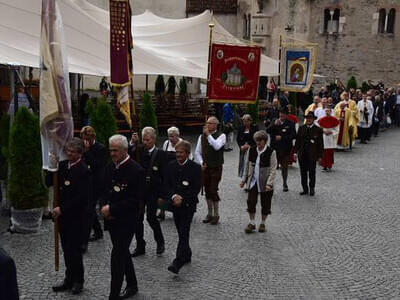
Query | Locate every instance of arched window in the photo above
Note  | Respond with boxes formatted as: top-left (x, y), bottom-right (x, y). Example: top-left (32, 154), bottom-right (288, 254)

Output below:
top-left (324, 9), bottom-right (330, 33)
top-left (387, 8), bottom-right (396, 33)
top-left (378, 8), bottom-right (386, 34)
top-left (243, 14), bottom-right (248, 39)
top-left (333, 8), bottom-right (340, 32)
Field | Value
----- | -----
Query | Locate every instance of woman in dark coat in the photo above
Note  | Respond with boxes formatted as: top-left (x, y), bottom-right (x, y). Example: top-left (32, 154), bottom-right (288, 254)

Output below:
top-left (237, 114), bottom-right (259, 178)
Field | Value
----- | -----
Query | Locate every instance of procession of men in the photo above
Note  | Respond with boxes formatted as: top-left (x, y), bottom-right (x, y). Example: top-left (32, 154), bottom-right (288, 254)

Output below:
top-left (35, 77), bottom-right (400, 299)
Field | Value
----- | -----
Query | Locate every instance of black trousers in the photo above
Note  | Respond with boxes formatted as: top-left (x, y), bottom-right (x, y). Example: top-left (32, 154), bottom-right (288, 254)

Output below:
top-left (109, 225), bottom-right (137, 298)
top-left (358, 126), bottom-right (369, 142)
top-left (173, 209), bottom-right (194, 264)
top-left (299, 154), bottom-right (317, 192)
top-left (135, 195), bottom-right (164, 249)
top-left (59, 219), bottom-right (84, 284)
top-left (83, 203), bottom-right (103, 245)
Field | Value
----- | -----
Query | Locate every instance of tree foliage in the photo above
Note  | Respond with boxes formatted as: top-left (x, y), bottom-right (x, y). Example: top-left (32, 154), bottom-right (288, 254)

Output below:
top-left (155, 75), bottom-right (166, 96)
top-left (139, 92), bottom-right (158, 132)
top-left (245, 98), bottom-right (259, 124)
top-left (347, 76), bottom-right (357, 91)
top-left (179, 77), bottom-right (188, 96)
top-left (86, 99), bottom-right (117, 147)
top-left (0, 114), bottom-right (10, 180)
top-left (167, 76), bottom-right (177, 95)
top-left (8, 107), bottom-right (47, 209)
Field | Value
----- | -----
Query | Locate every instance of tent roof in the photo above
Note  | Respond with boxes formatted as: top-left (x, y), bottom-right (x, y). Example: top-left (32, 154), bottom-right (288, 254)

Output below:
top-left (0, 0), bottom-right (279, 78)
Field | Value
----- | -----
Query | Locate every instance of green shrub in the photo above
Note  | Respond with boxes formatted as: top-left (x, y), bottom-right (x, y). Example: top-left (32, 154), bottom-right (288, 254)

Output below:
top-left (87, 99), bottom-right (117, 147)
top-left (245, 98), bottom-right (259, 124)
top-left (167, 76), bottom-right (176, 96)
top-left (139, 92), bottom-right (158, 132)
top-left (179, 77), bottom-right (187, 96)
top-left (155, 75), bottom-right (165, 97)
top-left (361, 81), bottom-right (370, 93)
top-left (8, 107), bottom-right (47, 209)
top-left (347, 76), bottom-right (357, 91)
top-left (0, 114), bottom-right (10, 180)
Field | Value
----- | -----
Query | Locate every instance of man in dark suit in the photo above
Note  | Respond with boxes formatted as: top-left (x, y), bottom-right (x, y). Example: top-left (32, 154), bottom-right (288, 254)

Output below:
top-left (0, 248), bottom-right (19, 300)
top-left (164, 140), bottom-right (201, 274)
top-left (80, 126), bottom-right (107, 252)
top-left (266, 107), bottom-right (296, 191)
top-left (46, 138), bottom-right (91, 295)
top-left (295, 112), bottom-right (324, 196)
top-left (100, 134), bottom-right (145, 300)
top-left (129, 127), bottom-right (167, 257)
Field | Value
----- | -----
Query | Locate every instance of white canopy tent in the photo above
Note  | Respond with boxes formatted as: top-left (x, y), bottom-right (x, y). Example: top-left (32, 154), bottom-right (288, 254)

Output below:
top-left (0, 0), bottom-right (279, 78)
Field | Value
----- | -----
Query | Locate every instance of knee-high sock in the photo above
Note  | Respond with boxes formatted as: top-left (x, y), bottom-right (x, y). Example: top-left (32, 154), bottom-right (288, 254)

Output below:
top-left (282, 167), bottom-right (288, 186)
top-left (207, 199), bottom-right (213, 216)
top-left (213, 201), bottom-right (219, 216)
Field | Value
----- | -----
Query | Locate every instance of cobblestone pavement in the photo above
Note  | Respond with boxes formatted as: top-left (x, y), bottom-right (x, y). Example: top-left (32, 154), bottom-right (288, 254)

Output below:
top-left (1, 128), bottom-right (400, 299)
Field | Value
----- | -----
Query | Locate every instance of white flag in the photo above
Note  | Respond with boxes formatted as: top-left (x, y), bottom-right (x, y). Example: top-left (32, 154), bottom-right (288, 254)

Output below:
top-left (40, 0), bottom-right (73, 171)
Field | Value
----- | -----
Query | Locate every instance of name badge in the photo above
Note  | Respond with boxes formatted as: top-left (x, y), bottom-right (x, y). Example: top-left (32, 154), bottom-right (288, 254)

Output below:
top-left (282, 129), bottom-right (287, 132)
top-left (182, 181), bottom-right (189, 186)
top-left (153, 166), bottom-right (158, 171)
top-left (64, 180), bottom-right (70, 186)
top-left (113, 185), bottom-right (121, 192)
top-left (311, 139), bottom-right (315, 144)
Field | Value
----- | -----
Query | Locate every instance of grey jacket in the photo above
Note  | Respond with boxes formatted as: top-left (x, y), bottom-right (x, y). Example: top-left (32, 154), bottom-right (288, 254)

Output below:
top-left (241, 146), bottom-right (277, 191)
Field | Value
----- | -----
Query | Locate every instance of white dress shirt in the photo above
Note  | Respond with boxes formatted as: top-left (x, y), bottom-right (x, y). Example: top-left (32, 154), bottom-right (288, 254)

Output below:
top-left (194, 131), bottom-right (226, 165)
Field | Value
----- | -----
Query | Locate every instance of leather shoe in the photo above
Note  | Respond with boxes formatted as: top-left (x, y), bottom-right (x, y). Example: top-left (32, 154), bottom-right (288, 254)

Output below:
top-left (299, 191), bottom-right (308, 195)
top-left (210, 216), bottom-right (220, 225)
top-left (52, 280), bottom-right (72, 292)
top-left (120, 286), bottom-right (138, 299)
top-left (167, 259), bottom-right (181, 274)
top-left (309, 189), bottom-right (315, 196)
top-left (71, 282), bottom-right (83, 295)
top-left (283, 185), bottom-right (289, 192)
top-left (202, 215), bottom-right (212, 223)
top-left (131, 248), bottom-right (145, 257)
top-left (156, 243), bottom-right (165, 255)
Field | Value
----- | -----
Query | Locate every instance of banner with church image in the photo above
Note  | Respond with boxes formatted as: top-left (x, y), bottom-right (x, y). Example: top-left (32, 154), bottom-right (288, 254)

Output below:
top-left (208, 43), bottom-right (261, 104)
top-left (280, 42), bottom-right (317, 93)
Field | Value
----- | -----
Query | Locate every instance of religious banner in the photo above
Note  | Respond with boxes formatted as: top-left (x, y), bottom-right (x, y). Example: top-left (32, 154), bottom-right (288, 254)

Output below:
top-left (110, 0), bottom-right (133, 127)
top-left (208, 43), bottom-right (261, 104)
top-left (280, 40), bottom-right (317, 93)
top-left (40, 0), bottom-right (73, 171)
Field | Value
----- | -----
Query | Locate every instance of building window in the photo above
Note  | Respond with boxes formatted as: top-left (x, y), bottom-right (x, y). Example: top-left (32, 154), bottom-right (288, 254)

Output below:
top-left (324, 8), bottom-right (340, 33)
top-left (243, 14), bottom-right (248, 39)
top-left (378, 8), bottom-right (386, 33)
top-left (247, 13), bottom-right (251, 39)
top-left (387, 8), bottom-right (396, 33)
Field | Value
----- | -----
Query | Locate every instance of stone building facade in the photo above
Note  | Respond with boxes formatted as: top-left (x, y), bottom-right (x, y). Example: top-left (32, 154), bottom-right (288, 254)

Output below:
top-left (238, 0), bottom-right (400, 86)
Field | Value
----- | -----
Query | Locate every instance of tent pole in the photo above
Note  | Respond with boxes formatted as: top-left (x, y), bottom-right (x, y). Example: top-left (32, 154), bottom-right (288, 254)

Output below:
top-left (277, 34), bottom-right (282, 100)
top-left (145, 75), bottom-right (148, 92)
top-left (205, 11), bottom-right (214, 121)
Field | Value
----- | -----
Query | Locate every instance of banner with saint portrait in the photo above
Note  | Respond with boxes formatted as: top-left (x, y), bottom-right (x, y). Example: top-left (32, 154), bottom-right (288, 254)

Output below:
top-left (208, 43), bottom-right (261, 104)
top-left (280, 41), bottom-right (317, 93)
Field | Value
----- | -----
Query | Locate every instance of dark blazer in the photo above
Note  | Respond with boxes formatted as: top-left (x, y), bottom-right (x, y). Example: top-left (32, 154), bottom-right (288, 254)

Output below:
top-left (164, 160), bottom-right (202, 212)
top-left (236, 124), bottom-right (259, 148)
top-left (82, 141), bottom-right (106, 195)
top-left (45, 160), bottom-right (91, 223)
top-left (129, 145), bottom-right (167, 199)
top-left (0, 248), bottom-right (19, 300)
top-left (295, 124), bottom-right (324, 161)
top-left (99, 159), bottom-right (145, 228)
top-left (266, 119), bottom-right (296, 156)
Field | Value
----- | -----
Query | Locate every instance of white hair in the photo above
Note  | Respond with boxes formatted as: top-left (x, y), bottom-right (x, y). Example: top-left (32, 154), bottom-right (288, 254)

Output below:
top-left (167, 126), bottom-right (180, 137)
top-left (207, 116), bottom-right (219, 125)
top-left (109, 134), bottom-right (128, 149)
top-left (142, 126), bottom-right (156, 140)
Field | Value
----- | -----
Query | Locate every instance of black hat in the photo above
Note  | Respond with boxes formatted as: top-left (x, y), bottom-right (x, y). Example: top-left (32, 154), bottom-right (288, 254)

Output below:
top-left (304, 111), bottom-right (316, 119)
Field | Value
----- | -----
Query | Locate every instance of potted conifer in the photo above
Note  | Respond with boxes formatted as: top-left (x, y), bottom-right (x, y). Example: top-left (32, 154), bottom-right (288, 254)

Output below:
top-left (179, 77), bottom-right (188, 111)
top-left (8, 107), bottom-right (47, 233)
top-left (166, 76), bottom-right (176, 109)
top-left (155, 75), bottom-right (166, 111)
top-left (139, 92), bottom-right (158, 132)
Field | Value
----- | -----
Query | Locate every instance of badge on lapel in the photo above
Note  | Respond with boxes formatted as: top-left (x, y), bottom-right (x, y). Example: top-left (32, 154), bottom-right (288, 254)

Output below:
top-left (113, 185), bottom-right (121, 192)
top-left (182, 181), bottom-right (189, 186)
top-left (64, 180), bottom-right (71, 186)
top-left (153, 166), bottom-right (158, 171)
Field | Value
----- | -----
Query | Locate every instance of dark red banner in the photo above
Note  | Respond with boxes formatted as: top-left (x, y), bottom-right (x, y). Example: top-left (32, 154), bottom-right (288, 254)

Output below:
top-left (208, 43), bottom-right (261, 104)
top-left (110, 0), bottom-right (133, 86)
